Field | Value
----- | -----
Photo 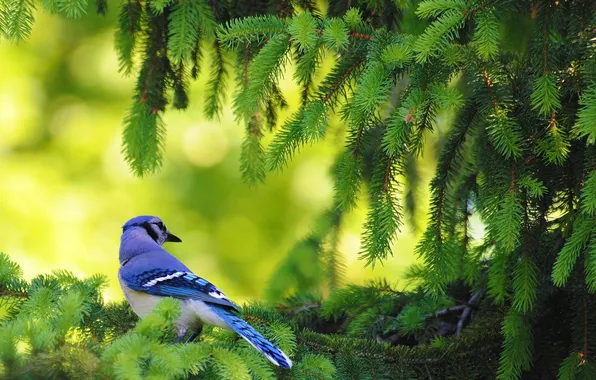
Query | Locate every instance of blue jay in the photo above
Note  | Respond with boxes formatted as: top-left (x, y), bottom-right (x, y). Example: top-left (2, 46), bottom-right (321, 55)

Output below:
top-left (118, 215), bottom-right (292, 368)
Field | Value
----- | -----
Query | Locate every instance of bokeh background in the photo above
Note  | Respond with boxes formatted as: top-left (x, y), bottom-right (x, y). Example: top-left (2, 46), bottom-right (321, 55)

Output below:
top-left (0, 7), bottom-right (444, 303)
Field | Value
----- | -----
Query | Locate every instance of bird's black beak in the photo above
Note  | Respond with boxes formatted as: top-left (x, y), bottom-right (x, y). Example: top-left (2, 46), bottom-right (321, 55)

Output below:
top-left (166, 232), bottom-right (182, 242)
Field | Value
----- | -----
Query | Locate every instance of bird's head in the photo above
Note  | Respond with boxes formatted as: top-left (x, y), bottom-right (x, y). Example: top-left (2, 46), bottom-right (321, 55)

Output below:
top-left (121, 215), bottom-right (182, 246)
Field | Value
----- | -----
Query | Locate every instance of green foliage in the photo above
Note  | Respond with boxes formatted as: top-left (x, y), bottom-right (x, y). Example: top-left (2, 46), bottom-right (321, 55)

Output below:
top-left (57, 0), bottom-right (88, 19)
top-left (204, 41), bottom-right (229, 119)
top-left (149, 0), bottom-right (172, 15)
top-left (0, 0), bottom-right (35, 42)
top-left (380, 40), bottom-right (414, 68)
top-left (397, 303), bottom-right (426, 335)
top-left (1, 253), bottom-right (506, 379)
top-left (167, 0), bottom-right (206, 64)
top-left (234, 34), bottom-right (291, 121)
top-left (413, 3), bottom-right (465, 63)
top-left (493, 191), bottom-right (523, 254)
top-left (266, 107), bottom-right (315, 172)
top-left (552, 215), bottom-right (593, 287)
top-left (349, 61), bottom-right (393, 129)
top-left (512, 256), bottom-right (538, 312)
top-left (41, 0), bottom-right (59, 14)
top-left (0, 251), bottom-right (22, 280)
top-left (584, 234), bottom-right (596, 293)
top-left (360, 151), bottom-right (402, 266)
top-left (241, 124), bottom-right (267, 186)
top-left (487, 109), bottom-right (523, 159)
top-left (531, 74), bottom-right (561, 116)
top-left (6, 1), bottom-right (596, 378)
top-left (265, 210), bottom-right (343, 302)
top-left (558, 352), bottom-right (581, 380)
top-left (293, 354), bottom-right (336, 379)
top-left (472, 8), bottom-right (499, 60)
top-left (497, 309), bottom-right (532, 380)
top-left (0, 254), bottom-right (301, 378)
top-left (288, 12), bottom-right (318, 53)
top-left (114, 1), bottom-right (142, 76)
top-left (333, 151), bottom-right (362, 211)
top-left (218, 15), bottom-right (287, 48)
top-left (122, 102), bottom-right (166, 177)
top-left (97, 1), bottom-right (108, 15)
top-left (342, 8), bottom-right (362, 29)
top-left (577, 85), bottom-right (596, 144)
top-left (322, 18), bottom-right (349, 51)
top-left (581, 170), bottom-right (596, 216)
top-left (518, 176), bottom-right (547, 199)
top-left (536, 122), bottom-right (570, 165)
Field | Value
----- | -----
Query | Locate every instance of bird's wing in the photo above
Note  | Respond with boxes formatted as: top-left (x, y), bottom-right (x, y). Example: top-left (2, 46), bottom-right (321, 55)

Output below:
top-left (120, 267), bottom-right (240, 312)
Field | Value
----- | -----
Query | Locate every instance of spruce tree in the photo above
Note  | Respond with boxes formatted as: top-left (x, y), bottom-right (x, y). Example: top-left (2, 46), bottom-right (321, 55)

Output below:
top-left (1, 0), bottom-right (596, 379)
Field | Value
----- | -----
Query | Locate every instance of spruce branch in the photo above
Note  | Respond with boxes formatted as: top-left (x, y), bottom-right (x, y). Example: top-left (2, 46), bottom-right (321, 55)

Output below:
top-left (417, 103), bottom-right (477, 294)
top-left (487, 108), bottom-right (524, 159)
top-left (40, 0), bottom-right (59, 14)
top-left (240, 116), bottom-right (267, 186)
top-left (349, 61), bottom-right (394, 130)
top-left (172, 61), bottom-right (190, 110)
top-left (472, 7), bottom-right (499, 60)
top-left (530, 74), bottom-right (561, 116)
top-left (115, 0), bottom-right (142, 76)
top-left (576, 85), bottom-right (596, 144)
top-left (496, 309), bottom-right (533, 379)
top-left (3, 0), bottom-right (35, 42)
top-left (95, 0), bottom-right (107, 15)
top-left (552, 215), bottom-right (594, 287)
top-left (333, 148), bottom-right (363, 212)
top-left (218, 15), bottom-right (287, 48)
top-left (558, 352), bottom-right (582, 380)
top-left (298, 328), bottom-right (501, 365)
top-left (413, 9), bottom-right (465, 63)
top-left (536, 117), bottom-right (570, 165)
top-left (288, 11), bottom-right (318, 52)
top-left (122, 103), bottom-right (166, 177)
top-left (322, 18), bottom-right (349, 51)
top-left (204, 39), bottom-right (229, 119)
top-left (583, 234), bottom-right (596, 292)
top-left (149, 0), bottom-right (172, 14)
top-left (360, 150), bottom-right (402, 266)
top-left (416, 0), bottom-right (466, 19)
top-left (511, 255), bottom-right (538, 313)
top-left (581, 170), bottom-right (596, 216)
top-left (57, 0), bottom-right (88, 19)
top-left (267, 51), bottom-right (366, 174)
top-left (234, 33), bottom-right (291, 121)
top-left (167, 0), bottom-right (202, 63)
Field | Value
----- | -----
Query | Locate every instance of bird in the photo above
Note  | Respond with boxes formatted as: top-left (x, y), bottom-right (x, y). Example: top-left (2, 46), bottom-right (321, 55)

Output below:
top-left (117, 215), bottom-right (292, 368)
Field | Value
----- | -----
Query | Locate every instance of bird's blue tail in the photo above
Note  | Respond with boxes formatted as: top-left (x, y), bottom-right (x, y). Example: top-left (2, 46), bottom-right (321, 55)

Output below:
top-left (211, 307), bottom-right (292, 368)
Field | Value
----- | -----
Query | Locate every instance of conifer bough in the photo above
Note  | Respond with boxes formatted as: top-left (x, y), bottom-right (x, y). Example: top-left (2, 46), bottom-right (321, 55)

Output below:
top-left (2, 0), bottom-right (596, 379)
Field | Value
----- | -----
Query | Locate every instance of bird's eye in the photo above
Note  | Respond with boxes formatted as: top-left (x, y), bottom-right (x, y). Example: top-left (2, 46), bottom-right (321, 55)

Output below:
top-left (155, 221), bottom-right (165, 230)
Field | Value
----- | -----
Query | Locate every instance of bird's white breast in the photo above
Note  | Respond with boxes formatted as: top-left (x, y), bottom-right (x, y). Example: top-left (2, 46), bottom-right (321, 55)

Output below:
top-left (119, 274), bottom-right (163, 318)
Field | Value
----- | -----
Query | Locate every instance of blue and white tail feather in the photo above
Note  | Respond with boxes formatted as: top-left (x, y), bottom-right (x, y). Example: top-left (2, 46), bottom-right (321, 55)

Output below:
top-left (212, 307), bottom-right (293, 369)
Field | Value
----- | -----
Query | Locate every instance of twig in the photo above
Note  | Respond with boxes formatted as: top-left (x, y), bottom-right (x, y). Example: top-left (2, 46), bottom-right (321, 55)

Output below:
top-left (425, 304), bottom-right (467, 319)
top-left (289, 302), bottom-right (321, 315)
top-left (456, 289), bottom-right (485, 336)
top-left (456, 308), bottom-right (471, 335)
top-left (0, 289), bottom-right (28, 298)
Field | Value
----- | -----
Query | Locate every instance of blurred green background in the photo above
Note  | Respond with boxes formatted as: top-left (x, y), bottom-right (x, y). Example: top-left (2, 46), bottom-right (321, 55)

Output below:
top-left (0, 7), bottom-right (437, 303)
